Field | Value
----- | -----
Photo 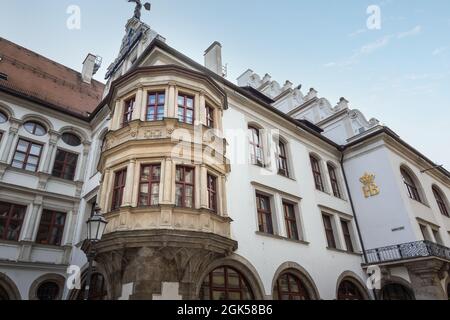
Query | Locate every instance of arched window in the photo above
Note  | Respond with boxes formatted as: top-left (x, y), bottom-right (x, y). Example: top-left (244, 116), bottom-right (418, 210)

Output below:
top-left (273, 272), bottom-right (311, 300)
top-left (327, 164), bottom-right (342, 198)
top-left (24, 121), bottom-right (47, 136)
top-left (76, 273), bottom-right (107, 300)
top-left (310, 155), bottom-right (324, 191)
top-left (432, 186), bottom-right (449, 217)
top-left (337, 280), bottom-right (365, 300)
top-left (0, 111), bottom-right (7, 124)
top-left (277, 140), bottom-right (289, 177)
top-left (381, 283), bottom-right (415, 300)
top-left (200, 266), bottom-right (254, 300)
top-left (36, 281), bottom-right (60, 300)
top-left (401, 168), bottom-right (421, 202)
top-left (249, 126), bottom-right (263, 166)
top-left (61, 133), bottom-right (81, 147)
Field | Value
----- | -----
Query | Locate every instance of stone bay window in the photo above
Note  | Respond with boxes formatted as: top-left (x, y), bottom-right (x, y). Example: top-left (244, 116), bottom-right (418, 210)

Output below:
top-left (94, 68), bottom-right (234, 300)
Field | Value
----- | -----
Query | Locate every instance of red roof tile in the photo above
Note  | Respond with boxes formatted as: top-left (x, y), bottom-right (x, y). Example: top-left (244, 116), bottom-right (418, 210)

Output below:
top-left (0, 37), bottom-right (105, 118)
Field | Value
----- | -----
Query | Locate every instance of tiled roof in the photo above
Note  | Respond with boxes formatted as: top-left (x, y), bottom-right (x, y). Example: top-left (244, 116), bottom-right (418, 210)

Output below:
top-left (0, 37), bottom-right (105, 118)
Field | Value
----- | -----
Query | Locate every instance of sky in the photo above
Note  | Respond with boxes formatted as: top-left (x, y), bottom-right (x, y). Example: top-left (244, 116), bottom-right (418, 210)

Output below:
top-left (0, 0), bottom-right (449, 168)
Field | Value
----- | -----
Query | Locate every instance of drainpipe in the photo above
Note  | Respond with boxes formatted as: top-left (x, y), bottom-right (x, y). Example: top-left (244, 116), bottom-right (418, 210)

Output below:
top-left (340, 149), bottom-right (378, 300)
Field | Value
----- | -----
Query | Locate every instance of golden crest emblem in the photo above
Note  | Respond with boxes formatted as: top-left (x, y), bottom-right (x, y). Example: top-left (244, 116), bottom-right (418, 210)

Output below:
top-left (360, 173), bottom-right (380, 198)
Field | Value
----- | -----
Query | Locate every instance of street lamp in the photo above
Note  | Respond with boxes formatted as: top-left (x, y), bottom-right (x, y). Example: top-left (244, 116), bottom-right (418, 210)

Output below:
top-left (84, 207), bottom-right (108, 300)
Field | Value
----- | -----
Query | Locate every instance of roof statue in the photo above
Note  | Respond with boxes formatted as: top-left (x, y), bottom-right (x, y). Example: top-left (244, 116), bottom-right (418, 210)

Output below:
top-left (128, 0), bottom-right (151, 20)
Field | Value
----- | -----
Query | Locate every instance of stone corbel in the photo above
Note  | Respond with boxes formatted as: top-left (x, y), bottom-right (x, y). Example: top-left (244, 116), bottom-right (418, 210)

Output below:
top-left (37, 172), bottom-right (51, 190)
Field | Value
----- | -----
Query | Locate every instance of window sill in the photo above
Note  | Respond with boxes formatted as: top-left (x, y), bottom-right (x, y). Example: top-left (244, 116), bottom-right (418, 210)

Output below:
top-left (255, 231), bottom-right (309, 246)
top-left (326, 247), bottom-right (362, 257)
top-left (409, 198), bottom-right (430, 208)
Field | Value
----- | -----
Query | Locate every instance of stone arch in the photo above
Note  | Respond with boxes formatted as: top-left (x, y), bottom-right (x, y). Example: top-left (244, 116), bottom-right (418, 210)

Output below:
top-left (67, 265), bottom-right (110, 300)
top-left (195, 254), bottom-right (266, 300)
top-left (271, 262), bottom-right (320, 300)
top-left (0, 102), bottom-right (15, 119)
top-left (336, 271), bottom-right (371, 300)
top-left (21, 113), bottom-right (54, 132)
top-left (379, 276), bottom-right (415, 300)
top-left (0, 272), bottom-right (21, 300)
top-left (29, 273), bottom-right (66, 300)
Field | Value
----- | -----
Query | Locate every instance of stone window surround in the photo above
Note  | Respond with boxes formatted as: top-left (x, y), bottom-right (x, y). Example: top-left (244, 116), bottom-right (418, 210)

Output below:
top-left (251, 182), bottom-right (305, 242)
top-left (110, 83), bottom-right (223, 133)
top-left (319, 205), bottom-right (360, 253)
top-left (0, 116), bottom-right (90, 183)
top-left (101, 158), bottom-right (228, 217)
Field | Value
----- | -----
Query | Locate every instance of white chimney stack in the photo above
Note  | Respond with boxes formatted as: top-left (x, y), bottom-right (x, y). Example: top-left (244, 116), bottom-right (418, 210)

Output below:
top-left (82, 53), bottom-right (99, 84)
top-left (204, 42), bottom-right (223, 76)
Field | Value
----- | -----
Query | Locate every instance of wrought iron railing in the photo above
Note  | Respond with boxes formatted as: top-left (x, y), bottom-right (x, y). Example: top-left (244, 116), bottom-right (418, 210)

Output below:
top-left (365, 240), bottom-right (450, 264)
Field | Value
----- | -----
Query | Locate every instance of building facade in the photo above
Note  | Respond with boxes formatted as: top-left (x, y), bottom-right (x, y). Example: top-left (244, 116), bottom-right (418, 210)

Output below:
top-left (0, 14), bottom-right (448, 301)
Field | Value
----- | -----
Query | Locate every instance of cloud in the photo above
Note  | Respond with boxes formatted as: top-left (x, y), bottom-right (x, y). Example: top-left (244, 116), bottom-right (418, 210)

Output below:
top-left (397, 25), bottom-right (422, 39)
top-left (325, 26), bottom-right (423, 68)
top-left (348, 28), bottom-right (366, 38)
top-left (432, 47), bottom-right (447, 56)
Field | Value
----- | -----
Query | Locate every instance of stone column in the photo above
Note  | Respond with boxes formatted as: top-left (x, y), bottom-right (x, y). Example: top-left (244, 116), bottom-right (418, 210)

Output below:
top-left (200, 165), bottom-right (208, 209)
top-left (75, 141), bottom-right (91, 182)
top-left (43, 131), bottom-right (61, 174)
top-left (167, 83), bottom-right (177, 119)
top-left (0, 121), bottom-right (20, 163)
top-left (199, 91), bottom-right (206, 126)
top-left (123, 159), bottom-right (136, 207)
top-left (22, 196), bottom-right (43, 242)
top-left (161, 159), bottom-right (173, 205)
top-left (62, 209), bottom-right (75, 246)
top-left (406, 260), bottom-right (448, 300)
top-left (111, 100), bottom-right (122, 131)
top-left (219, 175), bottom-right (228, 217)
top-left (133, 88), bottom-right (144, 121)
top-left (99, 168), bottom-right (112, 212)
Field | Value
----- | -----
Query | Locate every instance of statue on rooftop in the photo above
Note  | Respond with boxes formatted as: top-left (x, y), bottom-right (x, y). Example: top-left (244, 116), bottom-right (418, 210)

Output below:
top-left (128, 0), bottom-right (151, 20)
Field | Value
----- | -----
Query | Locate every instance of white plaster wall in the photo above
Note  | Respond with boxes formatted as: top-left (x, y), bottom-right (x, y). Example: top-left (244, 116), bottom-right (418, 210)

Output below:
top-left (224, 104), bottom-right (368, 299)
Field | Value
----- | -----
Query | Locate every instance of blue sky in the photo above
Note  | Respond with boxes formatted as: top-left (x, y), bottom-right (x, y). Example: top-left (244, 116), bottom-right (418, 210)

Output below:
top-left (1, 0), bottom-right (449, 168)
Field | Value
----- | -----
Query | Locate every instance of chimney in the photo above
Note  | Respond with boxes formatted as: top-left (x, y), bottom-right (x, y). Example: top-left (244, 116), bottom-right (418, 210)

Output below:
top-left (82, 53), bottom-right (99, 84)
top-left (204, 42), bottom-right (223, 76)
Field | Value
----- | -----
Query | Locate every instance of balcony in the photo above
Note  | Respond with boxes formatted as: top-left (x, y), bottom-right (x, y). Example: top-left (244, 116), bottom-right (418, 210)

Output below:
top-left (365, 241), bottom-right (450, 265)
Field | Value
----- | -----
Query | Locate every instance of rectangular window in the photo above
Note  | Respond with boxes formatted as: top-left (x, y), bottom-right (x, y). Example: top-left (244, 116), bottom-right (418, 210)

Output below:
top-left (52, 149), bottom-right (78, 181)
top-left (256, 193), bottom-right (274, 235)
top-left (36, 210), bottom-right (66, 246)
top-left (328, 165), bottom-right (342, 198)
top-left (207, 174), bottom-right (217, 212)
top-left (138, 164), bottom-right (161, 206)
top-left (147, 92), bottom-right (165, 121)
top-left (0, 202), bottom-right (26, 242)
top-left (177, 94), bottom-right (194, 125)
top-left (175, 166), bottom-right (195, 208)
top-left (341, 220), bottom-right (354, 252)
top-left (310, 156), bottom-right (324, 191)
top-left (12, 139), bottom-right (43, 172)
top-left (283, 202), bottom-right (299, 241)
top-left (111, 169), bottom-right (127, 211)
top-left (432, 229), bottom-right (443, 245)
top-left (122, 97), bottom-right (135, 127)
top-left (419, 224), bottom-right (430, 241)
top-left (206, 105), bottom-right (214, 128)
top-left (322, 214), bottom-right (336, 249)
